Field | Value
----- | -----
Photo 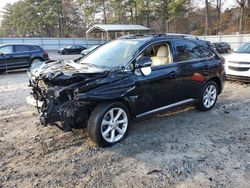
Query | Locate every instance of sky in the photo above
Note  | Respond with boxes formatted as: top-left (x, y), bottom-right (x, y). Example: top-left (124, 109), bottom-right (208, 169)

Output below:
top-left (0, 0), bottom-right (19, 23)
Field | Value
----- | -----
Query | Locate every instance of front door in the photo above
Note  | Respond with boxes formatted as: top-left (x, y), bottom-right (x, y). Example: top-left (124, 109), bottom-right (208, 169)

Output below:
top-left (0, 45), bottom-right (15, 70)
top-left (131, 41), bottom-right (182, 116)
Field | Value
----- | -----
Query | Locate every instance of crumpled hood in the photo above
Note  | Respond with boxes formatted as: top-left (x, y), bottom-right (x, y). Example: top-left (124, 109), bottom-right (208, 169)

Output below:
top-left (28, 60), bottom-right (107, 79)
top-left (27, 60), bottom-right (110, 87)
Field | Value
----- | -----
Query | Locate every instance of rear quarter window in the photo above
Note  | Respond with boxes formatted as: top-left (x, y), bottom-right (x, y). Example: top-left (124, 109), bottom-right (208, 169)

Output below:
top-left (29, 46), bottom-right (40, 51)
top-left (174, 40), bottom-right (214, 62)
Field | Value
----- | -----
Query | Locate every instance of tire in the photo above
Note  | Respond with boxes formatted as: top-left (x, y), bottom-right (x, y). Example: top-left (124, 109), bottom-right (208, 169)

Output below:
top-left (196, 81), bottom-right (218, 111)
top-left (87, 102), bottom-right (130, 147)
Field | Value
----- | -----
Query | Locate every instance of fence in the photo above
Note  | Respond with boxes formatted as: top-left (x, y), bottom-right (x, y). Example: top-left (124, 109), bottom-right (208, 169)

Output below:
top-left (0, 38), bottom-right (104, 50)
top-left (199, 34), bottom-right (250, 49)
top-left (0, 34), bottom-right (250, 50)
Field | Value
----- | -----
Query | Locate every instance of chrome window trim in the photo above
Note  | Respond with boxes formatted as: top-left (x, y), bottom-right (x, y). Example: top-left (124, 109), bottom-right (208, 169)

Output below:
top-left (124, 39), bottom-right (216, 71)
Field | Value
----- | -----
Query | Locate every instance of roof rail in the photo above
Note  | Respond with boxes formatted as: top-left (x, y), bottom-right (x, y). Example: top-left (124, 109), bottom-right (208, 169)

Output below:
top-left (118, 33), bottom-right (200, 40)
top-left (154, 33), bottom-right (199, 40)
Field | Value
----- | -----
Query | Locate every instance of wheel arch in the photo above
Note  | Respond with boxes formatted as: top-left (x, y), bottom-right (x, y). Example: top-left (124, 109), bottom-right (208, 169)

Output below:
top-left (99, 98), bottom-right (134, 118)
top-left (207, 77), bottom-right (222, 94)
top-left (29, 56), bottom-right (44, 66)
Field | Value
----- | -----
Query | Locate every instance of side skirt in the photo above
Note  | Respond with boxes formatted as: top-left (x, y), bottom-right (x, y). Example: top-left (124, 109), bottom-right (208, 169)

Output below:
top-left (136, 99), bottom-right (195, 118)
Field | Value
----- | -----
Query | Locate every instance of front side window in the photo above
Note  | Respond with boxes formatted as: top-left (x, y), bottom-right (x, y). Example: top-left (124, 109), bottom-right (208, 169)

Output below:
top-left (80, 39), bottom-right (145, 69)
top-left (136, 42), bottom-right (173, 67)
top-left (0, 46), bottom-right (13, 54)
top-left (174, 40), bottom-right (213, 62)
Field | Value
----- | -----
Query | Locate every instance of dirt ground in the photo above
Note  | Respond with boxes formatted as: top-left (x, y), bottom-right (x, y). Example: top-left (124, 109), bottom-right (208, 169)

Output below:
top-left (0, 57), bottom-right (250, 187)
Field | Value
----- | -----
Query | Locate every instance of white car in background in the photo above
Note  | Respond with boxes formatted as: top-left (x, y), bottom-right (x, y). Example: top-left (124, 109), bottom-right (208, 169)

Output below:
top-left (225, 43), bottom-right (250, 82)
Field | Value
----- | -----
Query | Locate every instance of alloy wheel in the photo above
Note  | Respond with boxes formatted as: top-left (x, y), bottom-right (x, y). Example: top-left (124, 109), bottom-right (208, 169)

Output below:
top-left (101, 107), bottom-right (128, 143)
top-left (203, 85), bottom-right (217, 108)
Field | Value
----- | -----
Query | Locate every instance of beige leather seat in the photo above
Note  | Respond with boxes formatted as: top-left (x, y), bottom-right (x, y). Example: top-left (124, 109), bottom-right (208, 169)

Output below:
top-left (151, 45), bottom-right (172, 66)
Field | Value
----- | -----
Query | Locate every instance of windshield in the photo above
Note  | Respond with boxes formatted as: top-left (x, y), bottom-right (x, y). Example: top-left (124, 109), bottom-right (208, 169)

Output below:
top-left (236, 43), bottom-right (250, 53)
top-left (79, 39), bottom-right (144, 69)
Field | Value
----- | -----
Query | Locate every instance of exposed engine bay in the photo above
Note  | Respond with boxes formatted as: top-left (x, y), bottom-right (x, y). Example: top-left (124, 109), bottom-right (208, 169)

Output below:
top-left (27, 60), bottom-right (106, 130)
top-left (27, 60), bottom-right (134, 131)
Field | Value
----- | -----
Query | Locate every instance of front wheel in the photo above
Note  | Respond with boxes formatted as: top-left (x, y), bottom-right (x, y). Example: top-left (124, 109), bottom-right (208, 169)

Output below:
top-left (196, 81), bottom-right (218, 111)
top-left (87, 102), bottom-right (130, 147)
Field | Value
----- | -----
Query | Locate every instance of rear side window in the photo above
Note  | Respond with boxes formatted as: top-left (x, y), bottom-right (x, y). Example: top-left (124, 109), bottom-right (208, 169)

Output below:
top-left (0, 45), bottom-right (13, 54)
top-left (174, 40), bottom-right (213, 62)
top-left (29, 46), bottom-right (40, 51)
top-left (15, 45), bottom-right (31, 52)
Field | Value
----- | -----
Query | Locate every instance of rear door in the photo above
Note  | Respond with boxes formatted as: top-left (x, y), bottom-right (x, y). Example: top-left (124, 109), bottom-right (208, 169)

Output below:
top-left (172, 39), bottom-right (215, 100)
top-left (13, 45), bottom-right (32, 67)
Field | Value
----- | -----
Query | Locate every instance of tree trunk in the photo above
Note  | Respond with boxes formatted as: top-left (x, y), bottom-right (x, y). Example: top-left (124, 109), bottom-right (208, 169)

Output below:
top-left (145, 0), bottom-right (150, 28)
top-left (237, 0), bottom-right (246, 34)
top-left (239, 6), bottom-right (244, 33)
top-left (162, 0), bottom-right (169, 33)
top-left (205, 0), bottom-right (209, 35)
top-left (216, 0), bottom-right (222, 34)
top-left (102, 0), bottom-right (107, 24)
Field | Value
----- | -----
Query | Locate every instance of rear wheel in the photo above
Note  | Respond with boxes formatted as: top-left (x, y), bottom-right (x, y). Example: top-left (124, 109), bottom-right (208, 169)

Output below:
top-left (196, 81), bottom-right (218, 111)
top-left (87, 102), bottom-right (130, 147)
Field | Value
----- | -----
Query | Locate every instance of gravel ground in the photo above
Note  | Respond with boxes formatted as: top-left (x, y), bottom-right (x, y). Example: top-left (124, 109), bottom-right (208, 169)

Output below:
top-left (0, 53), bottom-right (250, 187)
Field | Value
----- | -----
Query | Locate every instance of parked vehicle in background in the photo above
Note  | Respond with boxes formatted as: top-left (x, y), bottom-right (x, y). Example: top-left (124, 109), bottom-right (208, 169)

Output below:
top-left (225, 42), bottom-right (250, 82)
top-left (80, 45), bottom-right (100, 56)
top-left (27, 34), bottom-right (226, 147)
top-left (212, 42), bottom-right (231, 53)
top-left (57, 45), bottom-right (86, 55)
top-left (0, 44), bottom-right (49, 73)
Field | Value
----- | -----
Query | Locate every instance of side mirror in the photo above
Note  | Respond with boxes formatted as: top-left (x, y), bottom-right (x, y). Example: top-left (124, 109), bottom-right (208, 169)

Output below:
top-left (135, 57), bottom-right (152, 76)
top-left (0, 52), bottom-right (5, 56)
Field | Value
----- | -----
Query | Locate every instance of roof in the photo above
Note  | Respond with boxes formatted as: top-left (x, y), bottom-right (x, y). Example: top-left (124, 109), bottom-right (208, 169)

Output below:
top-left (86, 24), bottom-right (150, 34)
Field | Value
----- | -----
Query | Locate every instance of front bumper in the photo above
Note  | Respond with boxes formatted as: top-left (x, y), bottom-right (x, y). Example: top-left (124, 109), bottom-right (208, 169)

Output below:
top-left (225, 62), bottom-right (250, 82)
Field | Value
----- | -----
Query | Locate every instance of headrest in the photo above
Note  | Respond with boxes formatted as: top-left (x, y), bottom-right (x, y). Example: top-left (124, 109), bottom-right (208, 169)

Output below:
top-left (157, 46), bottom-right (168, 57)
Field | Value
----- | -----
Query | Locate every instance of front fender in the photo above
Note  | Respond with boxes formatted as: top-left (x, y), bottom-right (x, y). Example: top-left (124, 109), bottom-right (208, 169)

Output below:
top-left (74, 76), bottom-right (136, 101)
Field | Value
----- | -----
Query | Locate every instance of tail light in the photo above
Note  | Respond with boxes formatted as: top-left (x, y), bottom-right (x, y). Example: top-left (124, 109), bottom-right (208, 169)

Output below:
top-left (44, 51), bottom-right (49, 58)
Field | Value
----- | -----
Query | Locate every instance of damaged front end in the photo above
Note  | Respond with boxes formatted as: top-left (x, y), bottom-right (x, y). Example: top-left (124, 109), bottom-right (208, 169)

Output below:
top-left (27, 60), bottom-right (110, 130)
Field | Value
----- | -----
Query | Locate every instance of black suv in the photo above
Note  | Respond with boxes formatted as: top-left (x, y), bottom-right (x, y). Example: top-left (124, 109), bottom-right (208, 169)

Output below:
top-left (212, 42), bottom-right (231, 53)
top-left (0, 44), bottom-right (49, 72)
top-left (57, 45), bottom-right (86, 55)
top-left (27, 34), bottom-right (226, 147)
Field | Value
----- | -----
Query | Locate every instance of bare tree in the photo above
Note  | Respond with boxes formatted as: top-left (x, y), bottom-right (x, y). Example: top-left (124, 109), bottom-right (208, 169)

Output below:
top-left (236, 0), bottom-right (247, 34)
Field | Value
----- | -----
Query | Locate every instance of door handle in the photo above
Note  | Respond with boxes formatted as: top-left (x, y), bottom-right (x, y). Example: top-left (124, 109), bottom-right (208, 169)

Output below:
top-left (168, 71), bottom-right (177, 78)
